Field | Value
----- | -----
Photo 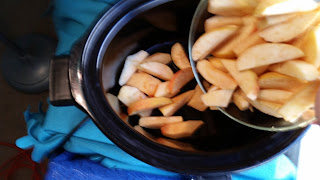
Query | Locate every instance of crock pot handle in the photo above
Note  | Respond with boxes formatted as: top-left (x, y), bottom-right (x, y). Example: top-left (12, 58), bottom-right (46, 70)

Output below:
top-left (49, 56), bottom-right (74, 106)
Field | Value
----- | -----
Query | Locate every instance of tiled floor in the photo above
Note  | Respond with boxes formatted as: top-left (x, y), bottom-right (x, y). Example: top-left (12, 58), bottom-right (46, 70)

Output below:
top-left (0, 0), bottom-right (56, 179)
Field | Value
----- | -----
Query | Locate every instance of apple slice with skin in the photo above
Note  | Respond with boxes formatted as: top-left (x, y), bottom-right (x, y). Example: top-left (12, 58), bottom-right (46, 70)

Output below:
top-left (201, 89), bottom-right (234, 107)
top-left (254, 0), bottom-right (318, 17)
top-left (233, 31), bottom-right (266, 56)
top-left (156, 138), bottom-right (196, 151)
top-left (105, 93), bottom-right (128, 122)
top-left (139, 116), bottom-right (183, 129)
top-left (268, 60), bottom-right (319, 81)
top-left (258, 89), bottom-right (294, 104)
top-left (237, 43), bottom-right (304, 71)
top-left (258, 10), bottom-right (320, 42)
top-left (221, 59), bottom-right (259, 100)
top-left (127, 97), bottom-right (172, 116)
top-left (126, 72), bottom-right (161, 97)
top-left (143, 52), bottom-right (172, 64)
top-left (187, 84), bottom-right (208, 112)
top-left (278, 81), bottom-right (320, 122)
top-left (208, 57), bottom-right (228, 73)
top-left (134, 125), bottom-right (156, 141)
top-left (300, 25), bottom-right (320, 68)
top-left (213, 16), bottom-right (257, 58)
top-left (192, 25), bottom-right (238, 61)
top-left (197, 60), bottom-right (237, 90)
top-left (233, 88), bottom-right (250, 111)
top-left (205, 16), bottom-right (243, 32)
top-left (168, 67), bottom-right (194, 94)
top-left (258, 72), bottom-right (305, 91)
top-left (119, 50), bottom-right (149, 86)
top-left (117, 85), bottom-right (152, 117)
top-left (208, 0), bottom-right (256, 16)
top-left (159, 90), bottom-right (195, 117)
top-left (138, 62), bottom-right (174, 80)
top-left (161, 120), bottom-right (204, 139)
top-left (154, 81), bottom-right (178, 98)
top-left (171, 43), bottom-right (191, 69)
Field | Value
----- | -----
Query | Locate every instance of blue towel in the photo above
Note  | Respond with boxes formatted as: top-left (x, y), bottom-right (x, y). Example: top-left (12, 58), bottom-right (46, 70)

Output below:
top-left (16, 104), bottom-right (298, 179)
top-left (15, 0), bottom-right (298, 179)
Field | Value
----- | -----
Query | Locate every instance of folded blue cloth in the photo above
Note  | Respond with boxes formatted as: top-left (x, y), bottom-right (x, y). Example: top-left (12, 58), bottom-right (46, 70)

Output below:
top-left (16, 103), bottom-right (298, 179)
top-left (51, 0), bottom-right (119, 55)
top-left (15, 0), bottom-right (298, 179)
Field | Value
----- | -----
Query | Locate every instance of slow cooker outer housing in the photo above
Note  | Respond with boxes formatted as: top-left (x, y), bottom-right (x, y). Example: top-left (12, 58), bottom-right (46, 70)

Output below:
top-left (49, 0), bottom-right (308, 175)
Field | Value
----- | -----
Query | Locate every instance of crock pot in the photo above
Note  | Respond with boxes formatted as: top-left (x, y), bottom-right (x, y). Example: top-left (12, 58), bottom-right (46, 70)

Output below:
top-left (49, 0), bottom-right (308, 176)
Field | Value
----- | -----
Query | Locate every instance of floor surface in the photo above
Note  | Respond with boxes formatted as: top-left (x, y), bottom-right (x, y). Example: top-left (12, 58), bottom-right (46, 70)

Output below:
top-left (0, 0), bottom-right (56, 179)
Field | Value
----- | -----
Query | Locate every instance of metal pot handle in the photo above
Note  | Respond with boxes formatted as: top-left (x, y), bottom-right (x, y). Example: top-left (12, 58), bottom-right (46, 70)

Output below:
top-left (49, 56), bottom-right (74, 106)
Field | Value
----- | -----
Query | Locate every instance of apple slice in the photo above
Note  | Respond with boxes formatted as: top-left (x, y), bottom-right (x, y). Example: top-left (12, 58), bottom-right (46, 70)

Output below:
top-left (221, 59), bottom-right (259, 100)
top-left (117, 85), bottom-right (152, 117)
top-left (138, 62), bottom-right (174, 80)
top-left (143, 52), bottom-right (172, 64)
top-left (139, 116), bottom-right (183, 129)
top-left (252, 65), bottom-right (269, 76)
top-left (205, 16), bottom-right (243, 32)
top-left (171, 43), bottom-right (191, 69)
top-left (201, 89), bottom-right (234, 107)
top-left (247, 99), bottom-right (283, 118)
top-left (233, 89), bottom-right (250, 111)
top-left (117, 85), bottom-right (148, 106)
top-left (258, 10), bottom-right (320, 42)
top-left (160, 120), bottom-right (204, 139)
top-left (258, 89), bottom-right (294, 104)
top-left (237, 43), bottom-right (304, 71)
top-left (258, 72), bottom-right (305, 91)
top-left (134, 125), bottom-right (156, 141)
top-left (254, 0), bottom-right (318, 17)
top-left (156, 138), bottom-right (196, 151)
top-left (208, 57), bottom-right (228, 73)
top-left (168, 67), bottom-right (194, 94)
top-left (301, 109), bottom-right (315, 121)
top-left (278, 81), bottom-right (320, 122)
top-left (257, 14), bottom-right (297, 30)
top-left (192, 25), bottom-right (238, 61)
top-left (197, 60), bottom-right (237, 90)
top-left (300, 25), bottom-right (320, 68)
top-left (187, 85), bottom-right (208, 112)
top-left (126, 72), bottom-right (161, 96)
top-left (213, 16), bottom-right (257, 58)
top-left (159, 90), bottom-right (195, 117)
top-left (268, 60), bottom-right (319, 81)
top-left (208, 0), bottom-right (256, 16)
top-left (207, 85), bottom-right (219, 92)
top-left (105, 93), bottom-right (128, 122)
top-left (127, 97), bottom-right (172, 116)
top-left (209, 106), bottom-right (219, 110)
top-left (154, 81), bottom-right (178, 98)
top-left (119, 50), bottom-right (149, 86)
top-left (233, 31), bottom-right (266, 56)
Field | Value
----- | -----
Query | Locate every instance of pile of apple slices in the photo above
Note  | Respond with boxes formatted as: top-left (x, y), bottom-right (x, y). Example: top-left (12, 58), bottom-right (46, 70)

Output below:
top-left (191, 0), bottom-right (320, 123)
top-left (106, 43), bottom-right (210, 150)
